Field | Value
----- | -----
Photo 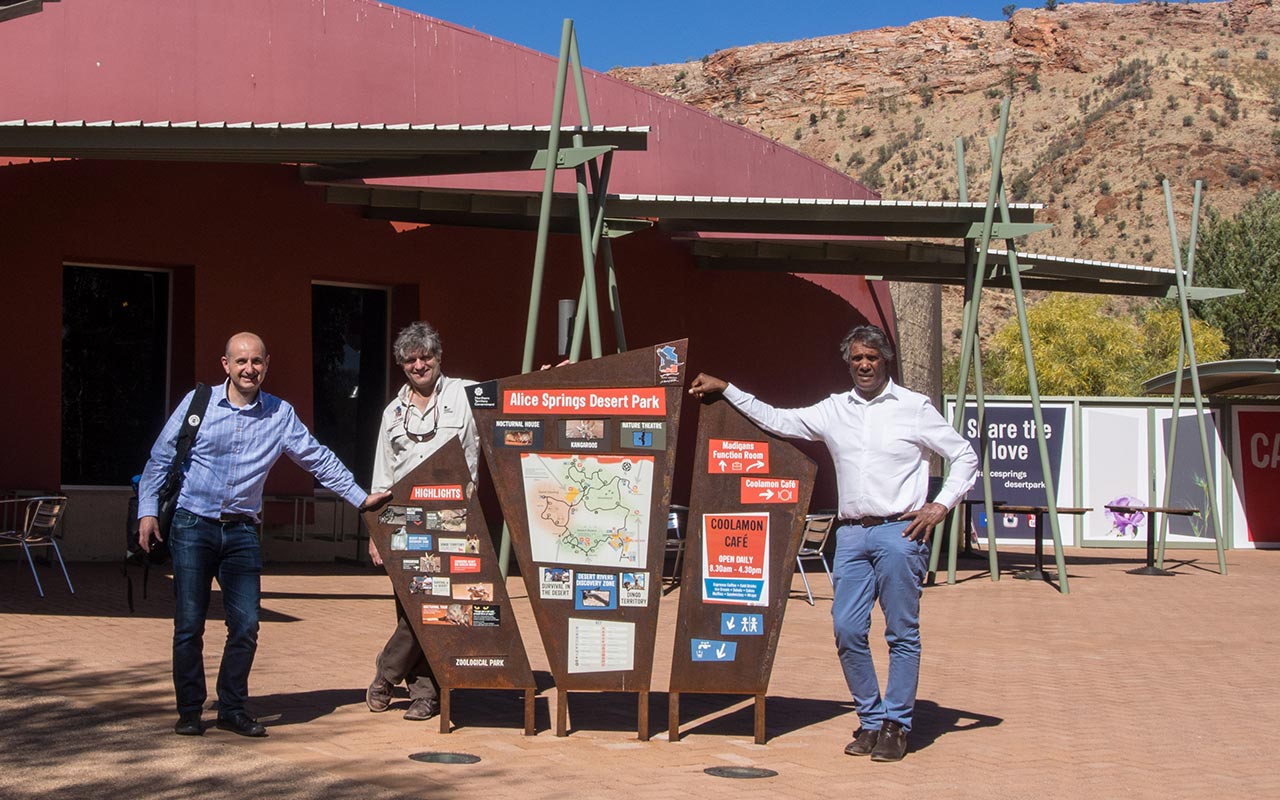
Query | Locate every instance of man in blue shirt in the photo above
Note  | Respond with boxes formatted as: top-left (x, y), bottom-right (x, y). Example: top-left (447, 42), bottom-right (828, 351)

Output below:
top-left (139, 332), bottom-right (390, 738)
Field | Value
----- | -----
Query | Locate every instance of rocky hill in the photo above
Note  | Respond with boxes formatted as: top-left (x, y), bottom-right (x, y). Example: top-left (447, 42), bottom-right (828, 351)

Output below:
top-left (611, 0), bottom-right (1280, 359)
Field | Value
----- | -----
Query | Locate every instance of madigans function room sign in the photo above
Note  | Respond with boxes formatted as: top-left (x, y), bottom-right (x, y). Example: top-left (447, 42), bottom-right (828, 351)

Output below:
top-left (362, 438), bottom-right (535, 733)
top-left (470, 340), bottom-right (687, 736)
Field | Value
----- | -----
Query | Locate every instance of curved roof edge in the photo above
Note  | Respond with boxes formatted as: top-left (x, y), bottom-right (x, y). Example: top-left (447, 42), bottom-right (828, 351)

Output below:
top-left (1143, 359), bottom-right (1280, 397)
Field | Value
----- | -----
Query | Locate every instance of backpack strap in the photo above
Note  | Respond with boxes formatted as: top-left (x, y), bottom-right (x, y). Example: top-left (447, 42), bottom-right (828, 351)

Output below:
top-left (170, 383), bottom-right (212, 477)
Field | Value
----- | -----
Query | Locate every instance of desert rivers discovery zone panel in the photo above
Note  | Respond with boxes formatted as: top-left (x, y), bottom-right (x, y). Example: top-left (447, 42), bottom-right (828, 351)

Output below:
top-left (362, 438), bottom-right (536, 734)
top-left (470, 340), bottom-right (687, 738)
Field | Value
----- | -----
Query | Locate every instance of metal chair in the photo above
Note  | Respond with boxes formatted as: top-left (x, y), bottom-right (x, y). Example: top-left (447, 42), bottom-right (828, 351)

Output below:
top-left (0, 495), bottom-right (74, 597)
top-left (795, 513), bottom-right (835, 605)
top-left (664, 504), bottom-right (690, 586)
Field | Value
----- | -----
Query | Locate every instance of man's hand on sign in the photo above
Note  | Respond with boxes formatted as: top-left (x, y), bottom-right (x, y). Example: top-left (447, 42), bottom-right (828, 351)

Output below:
top-left (360, 491), bottom-right (393, 512)
top-left (900, 502), bottom-right (948, 542)
top-left (689, 373), bottom-right (727, 397)
top-left (368, 538), bottom-right (383, 566)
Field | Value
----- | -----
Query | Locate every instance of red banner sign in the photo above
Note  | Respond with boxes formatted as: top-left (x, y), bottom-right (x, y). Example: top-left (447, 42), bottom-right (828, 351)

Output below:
top-left (409, 484), bottom-right (464, 501)
top-left (708, 439), bottom-right (770, 474)
top-left (1237, 410), bottom-right (1280, 543)
top-left (502, 388), bottom-right (666, 415)
top-left (740, 477), bottom-right (799, 504)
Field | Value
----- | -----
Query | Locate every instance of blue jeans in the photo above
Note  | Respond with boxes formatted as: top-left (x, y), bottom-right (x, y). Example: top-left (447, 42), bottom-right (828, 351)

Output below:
top-left (831, 520), bottom-right (929, 732)
top-left (169, 508), bottom-right (261, 716)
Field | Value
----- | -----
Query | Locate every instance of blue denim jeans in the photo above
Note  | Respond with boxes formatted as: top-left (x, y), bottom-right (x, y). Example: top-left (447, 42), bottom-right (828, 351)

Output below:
top-left (831, 519), bottom-right (929, 732)
top-left (169, 508), bottom-right (261, 716)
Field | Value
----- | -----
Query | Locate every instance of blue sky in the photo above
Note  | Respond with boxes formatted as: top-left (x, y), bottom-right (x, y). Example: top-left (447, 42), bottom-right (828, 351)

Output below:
top-left (391, 1), bottom-right (1207, 70)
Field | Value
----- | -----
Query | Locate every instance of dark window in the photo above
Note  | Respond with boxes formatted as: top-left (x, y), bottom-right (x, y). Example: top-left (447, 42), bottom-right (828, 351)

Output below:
top-left (311, 284), bottom-right (388, 484)
top-left (62, 265), bottom-right (170, 485)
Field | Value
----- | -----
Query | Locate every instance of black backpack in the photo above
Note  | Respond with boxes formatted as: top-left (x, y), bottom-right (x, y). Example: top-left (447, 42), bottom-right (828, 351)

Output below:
top-left (124, 384), bottom-right (210, 612)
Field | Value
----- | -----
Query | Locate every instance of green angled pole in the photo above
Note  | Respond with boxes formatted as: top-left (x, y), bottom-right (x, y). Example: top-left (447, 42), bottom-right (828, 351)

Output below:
top-left (507, 18), bottom-right (574, 579)
top-left (1160, 180), bottom-right (1226, 574)
top-left (569, 153), bottom-right (616, 362)
top-left (997, 178), bottom-right (1068, 594)
top-left (941, 138), bottom-right (971, 584)
top-left (568, 45), bottom-right (603, 358)
top-left (1156, 181), bottom-right (1201, 567)
top-left (937, 102), bottom-right (1010, 584)
top-left (519, 18), bottom-right (575, 375)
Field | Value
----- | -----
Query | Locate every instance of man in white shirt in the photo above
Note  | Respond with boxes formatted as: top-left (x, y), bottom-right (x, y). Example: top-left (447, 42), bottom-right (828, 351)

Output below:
top-left (365, 321), bottom-right (479, 722)
top-left (690, 324), bottom-right (978, 762)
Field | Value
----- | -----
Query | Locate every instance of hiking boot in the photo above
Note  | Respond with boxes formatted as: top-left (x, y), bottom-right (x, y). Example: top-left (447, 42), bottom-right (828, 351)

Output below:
top-left (366, 676), bottom-right (394, 712)
top-left (403, 697), bottom-right (440, 721)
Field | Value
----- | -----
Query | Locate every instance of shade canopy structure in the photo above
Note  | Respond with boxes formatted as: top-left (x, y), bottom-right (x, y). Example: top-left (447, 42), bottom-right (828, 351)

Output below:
top-left (1144, 359), bottom-right (1280, 397)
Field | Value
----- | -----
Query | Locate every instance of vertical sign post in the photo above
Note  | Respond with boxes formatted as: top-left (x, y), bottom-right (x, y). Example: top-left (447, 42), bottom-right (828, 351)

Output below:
top-left (669, 397), bottom-right (816, 744)
top-left (470, 340), bottom-right (687, 739)
top-left (362, 439), bottom-right (536, 734)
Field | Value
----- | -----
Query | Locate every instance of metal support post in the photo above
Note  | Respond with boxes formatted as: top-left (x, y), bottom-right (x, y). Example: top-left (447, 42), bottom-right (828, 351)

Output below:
top-left (997, 178), bottom-right (1069, 594)
top-left (1156, 181), bottom-right (1201, 568)
top-left (1159, 180), bottom-right (1226, 574)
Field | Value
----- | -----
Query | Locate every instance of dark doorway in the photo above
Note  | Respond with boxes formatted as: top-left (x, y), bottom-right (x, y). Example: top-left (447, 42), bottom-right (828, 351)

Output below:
top-left (311, 283), bottom-right (388, 484)
top-left (62, 264), bottom-right (170, 485)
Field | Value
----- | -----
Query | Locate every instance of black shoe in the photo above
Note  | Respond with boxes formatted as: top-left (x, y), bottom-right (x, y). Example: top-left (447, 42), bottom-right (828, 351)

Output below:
top-left (870, 720), bottom-right (907, 762)
top-left (403, 697), bottom-right (440, 721)
top-left (843, 727), bottom-right (879, 756)
top-left (174, 711), bottom-right (203, 736)
top-left (215, 711), bottom-right (267, 738)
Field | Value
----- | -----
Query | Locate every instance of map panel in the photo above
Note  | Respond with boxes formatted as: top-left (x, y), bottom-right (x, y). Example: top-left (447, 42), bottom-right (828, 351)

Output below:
top-left (520, 453), bottom-right (654, 568)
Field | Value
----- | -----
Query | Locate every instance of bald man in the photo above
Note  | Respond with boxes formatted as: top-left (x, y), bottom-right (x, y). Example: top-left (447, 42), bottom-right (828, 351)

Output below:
top-left (139, 333), bottom-right (390, 738)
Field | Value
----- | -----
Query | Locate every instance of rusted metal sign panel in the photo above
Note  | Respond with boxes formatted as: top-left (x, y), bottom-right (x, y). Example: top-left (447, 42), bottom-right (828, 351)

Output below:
top-left (669, 396), bottom-right (816, 743)
top-left (470, 340), bottom-right (687, 737)
top-left (362, 437), bottom-right (535, 733)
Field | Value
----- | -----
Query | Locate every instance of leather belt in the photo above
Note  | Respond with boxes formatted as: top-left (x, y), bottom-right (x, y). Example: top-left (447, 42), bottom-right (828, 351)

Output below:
top-left (838, 514), bottom-right (904, 528)
top-left (208, 513), bottom-right (256, 525)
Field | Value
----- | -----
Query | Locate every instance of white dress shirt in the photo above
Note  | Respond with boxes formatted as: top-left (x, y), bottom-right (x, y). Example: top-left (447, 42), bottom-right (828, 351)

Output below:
top-left (723, 379), bottom-right (978, 520)
top-left (371, 375), bottom-right (479, 491)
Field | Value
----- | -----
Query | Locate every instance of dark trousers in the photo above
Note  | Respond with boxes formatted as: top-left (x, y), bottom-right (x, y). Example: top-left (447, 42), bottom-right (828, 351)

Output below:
top-left (169, 508), bottom-right (261, 716)
top-left (374, 594), bottom-right (438, 702)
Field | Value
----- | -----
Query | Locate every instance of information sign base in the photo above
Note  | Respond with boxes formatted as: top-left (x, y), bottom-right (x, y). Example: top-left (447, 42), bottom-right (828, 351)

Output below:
top-left (552, 688), bottom-right (651, 740)
top-left (668, 691), bottom-right (766, 745)
top-left (439, 687), bottom-right (537, 735)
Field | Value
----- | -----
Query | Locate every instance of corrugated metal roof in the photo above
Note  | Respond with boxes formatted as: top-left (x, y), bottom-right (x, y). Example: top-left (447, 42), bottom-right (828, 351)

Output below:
top-left (0, 0), bottom-right (58, 24)
top-left (0, 118), bottom-right (648, 164)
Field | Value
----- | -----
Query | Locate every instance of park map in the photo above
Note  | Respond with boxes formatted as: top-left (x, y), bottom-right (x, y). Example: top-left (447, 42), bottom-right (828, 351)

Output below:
top-left (520, 453), bottom-right (654, 568)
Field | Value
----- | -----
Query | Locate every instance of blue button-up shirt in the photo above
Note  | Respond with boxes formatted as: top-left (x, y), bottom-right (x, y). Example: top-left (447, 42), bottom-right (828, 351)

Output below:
top-left (138, 381), bottom-right (368, 521)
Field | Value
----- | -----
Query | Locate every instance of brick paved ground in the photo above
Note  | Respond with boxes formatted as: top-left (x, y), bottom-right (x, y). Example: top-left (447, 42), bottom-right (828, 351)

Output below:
top-left (2, 547), bottom-right (1278, 799)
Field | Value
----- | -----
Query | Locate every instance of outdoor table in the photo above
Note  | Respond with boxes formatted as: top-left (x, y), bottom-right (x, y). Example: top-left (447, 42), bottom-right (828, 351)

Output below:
top-left (994, 505), bottom-right (1090, 584)
top-left (959, 498), bottom-right (1005, 557)
top-left (1104, 504), bottom-right (1200, 576)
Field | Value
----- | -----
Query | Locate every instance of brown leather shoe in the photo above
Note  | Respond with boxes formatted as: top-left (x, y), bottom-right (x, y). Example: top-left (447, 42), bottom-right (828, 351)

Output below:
top-left (366, 676), bottom-right (394, 712)
top-left (870, 720), bottom-right (907, 762)
top-left (403, 697), bottom-right (440, 721)
top-left (843, 727), bottom-right (880, 756)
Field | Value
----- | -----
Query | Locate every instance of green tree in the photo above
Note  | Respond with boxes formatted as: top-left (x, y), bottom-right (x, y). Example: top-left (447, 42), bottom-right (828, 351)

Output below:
top-left (1192, 190), bottom-right (1280, 358)
top-left (987, 295), bottom-right (1140, 396)
top-left (1137, 305), bottom-right (1229, 377)
top-left (981, 295), bottom-right (1228, 396)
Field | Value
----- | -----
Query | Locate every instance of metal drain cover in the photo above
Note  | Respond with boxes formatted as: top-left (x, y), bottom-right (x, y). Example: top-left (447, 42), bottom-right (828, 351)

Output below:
top-left (408, 751), bottom-right (481, 765)
top-left (703, 766), bottom-right (777, 779)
